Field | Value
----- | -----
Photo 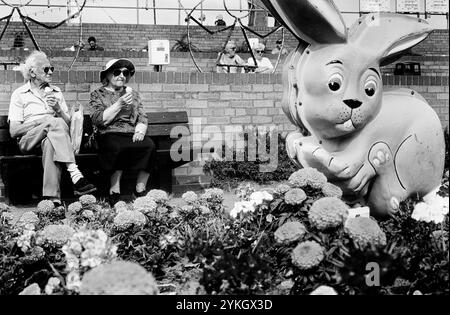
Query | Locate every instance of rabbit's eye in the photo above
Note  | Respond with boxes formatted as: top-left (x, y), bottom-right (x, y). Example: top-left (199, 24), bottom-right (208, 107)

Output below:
top-left (364, 79), bottom-right (377, 97)
top-left (328, 74), bottom-right (343, 92)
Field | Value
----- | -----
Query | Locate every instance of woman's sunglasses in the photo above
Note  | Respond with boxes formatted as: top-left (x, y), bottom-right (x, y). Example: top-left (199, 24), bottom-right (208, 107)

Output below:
top-left (256, 50), bottom-right (264, 54)
top-left (43, 66), bottom-right (54, 74)
top-left (112, 69), bottom-right (132, 77)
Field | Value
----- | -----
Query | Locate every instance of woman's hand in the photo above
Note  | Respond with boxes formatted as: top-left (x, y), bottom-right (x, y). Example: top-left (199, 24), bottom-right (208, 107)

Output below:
top-left (133, 131), bottom-right (145, 142)
top-left (119, 92), bottom-right (133, 107)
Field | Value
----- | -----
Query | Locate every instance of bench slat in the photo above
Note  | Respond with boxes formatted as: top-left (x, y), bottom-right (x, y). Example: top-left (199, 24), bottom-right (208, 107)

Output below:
top-left (146, 111), bottom-right (188, 124)
top-left (147, 123), bottom-right (190, 137)
top-left (1, 112), bottom-right (188, 128)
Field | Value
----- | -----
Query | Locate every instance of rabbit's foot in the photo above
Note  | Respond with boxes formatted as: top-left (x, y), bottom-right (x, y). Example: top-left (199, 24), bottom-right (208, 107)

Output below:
top-left (285, 132), bottom-right (304, 168)
top-left (368, 142), bottom-right (406, 215)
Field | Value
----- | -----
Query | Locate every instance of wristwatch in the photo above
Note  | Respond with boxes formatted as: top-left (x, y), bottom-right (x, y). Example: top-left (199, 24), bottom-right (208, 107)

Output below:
top-left (135, 130), bottom-right (146, 135)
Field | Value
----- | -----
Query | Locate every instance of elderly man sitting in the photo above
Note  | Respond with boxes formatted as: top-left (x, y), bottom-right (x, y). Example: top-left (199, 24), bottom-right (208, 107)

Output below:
top-left (8, 51), bottom-right (96, 205)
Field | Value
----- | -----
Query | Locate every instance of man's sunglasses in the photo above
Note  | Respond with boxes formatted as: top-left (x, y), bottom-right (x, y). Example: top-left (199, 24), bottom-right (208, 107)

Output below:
top-left (256, 50), bottom-right (264, 53)
top-left (43, 66), bottom-right (54, 74)
top-left (112, 69), bottom-right (133, 77)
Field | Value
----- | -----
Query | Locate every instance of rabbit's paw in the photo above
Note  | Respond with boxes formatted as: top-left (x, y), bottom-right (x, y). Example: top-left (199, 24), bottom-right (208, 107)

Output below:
top-left (368, 142), bottom-right (404, 214)
top-left (345, 163), bottom-right (376, 194)
top-left (285, 132), bottom-right (304, 167)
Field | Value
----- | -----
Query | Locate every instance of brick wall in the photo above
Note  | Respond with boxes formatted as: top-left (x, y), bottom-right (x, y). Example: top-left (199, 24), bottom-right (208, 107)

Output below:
top-left (1, 22), bottom-right (448, 56)
top-left (0, 71), bottom-right (448, 191)
top-left (1, 50), bottom-right (448, 76)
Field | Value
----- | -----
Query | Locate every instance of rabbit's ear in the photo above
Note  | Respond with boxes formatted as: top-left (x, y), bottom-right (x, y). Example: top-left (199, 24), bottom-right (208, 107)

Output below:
top-left (349, 13), bottom-right (433, 66)
top-left (261, 0), bottom-right (347, 44)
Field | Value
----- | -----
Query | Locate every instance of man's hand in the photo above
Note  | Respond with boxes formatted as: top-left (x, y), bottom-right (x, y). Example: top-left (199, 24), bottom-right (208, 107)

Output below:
top-left (46, 95), bottom-right (61, 113)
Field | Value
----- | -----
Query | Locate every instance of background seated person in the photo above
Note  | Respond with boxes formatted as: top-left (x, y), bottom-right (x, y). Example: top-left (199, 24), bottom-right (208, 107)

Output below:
top-left (271, 39), bottom-right (289, 55)
top-left (246, 43), bottom-right (274, 73)
top-left (87, 36), bottom-right (104, 51)
top-left (215, 15), bottom-right (226, 26)
top-left (216, 40), bottom-right (246, 73)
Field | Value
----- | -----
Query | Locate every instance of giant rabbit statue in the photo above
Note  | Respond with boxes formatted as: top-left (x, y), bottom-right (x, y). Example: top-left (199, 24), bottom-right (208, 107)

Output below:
top-left (262, 0), bottom-right (445, 216)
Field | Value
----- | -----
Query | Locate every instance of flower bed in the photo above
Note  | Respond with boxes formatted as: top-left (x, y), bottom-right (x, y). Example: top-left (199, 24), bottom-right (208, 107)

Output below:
top-left (0, 169), bottom-right (448, 295)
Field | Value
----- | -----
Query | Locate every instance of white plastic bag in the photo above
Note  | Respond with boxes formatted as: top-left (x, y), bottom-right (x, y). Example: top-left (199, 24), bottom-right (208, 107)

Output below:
top-left (70, 103), bottom-right (84, 154)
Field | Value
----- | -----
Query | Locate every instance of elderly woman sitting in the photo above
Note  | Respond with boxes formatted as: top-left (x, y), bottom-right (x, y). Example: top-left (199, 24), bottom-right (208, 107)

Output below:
top-left (246, 43), bottom-right (274, 73)
top-left (89, 59), bottom-right (156, 206)
top-left (216, 40), bottom-right (246, 73)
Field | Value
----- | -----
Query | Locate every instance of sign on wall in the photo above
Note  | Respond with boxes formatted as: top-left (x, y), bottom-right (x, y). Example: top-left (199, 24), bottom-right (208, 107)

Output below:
top-left (426, 0), bottom-right (449, 13)
top-left (397, 0), bottom-right (420, 12)
top-left (360, 0), bottom-right (391, 12)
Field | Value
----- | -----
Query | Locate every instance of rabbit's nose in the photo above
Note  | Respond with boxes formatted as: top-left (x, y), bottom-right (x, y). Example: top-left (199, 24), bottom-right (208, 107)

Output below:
top-left (343, 99), bottom-right (362, 109)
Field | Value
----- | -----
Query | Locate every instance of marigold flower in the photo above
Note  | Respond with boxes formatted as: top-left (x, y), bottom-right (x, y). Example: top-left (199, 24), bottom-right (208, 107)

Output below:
top-left (291, 241), bottom-right (325, 270)
top-left (146, 189), bottom-right (169, 205)
top-left (133, 197), bottom-right (158, 214)
top-left (274, 221), bottom-right (306, 244)
top-left (275, 184), bottom-right (291, 195)
top-left (308, 197), bottom-right (348, 230)
top-left (113, 210), bottom-right (147, 231)
top-left (288, 167), bottom-right (327, 190)
top-left (80, 261), bottom-right (159, 295)
top-left (37, 225), bottom-right (75, 247)
top-left (182, 191), bottom-right (198, 204)
top-left (36, 200), bottom-right (55, 214)
top-left (68, 202), bottom-right (83, 214)
top-left (1, 211), bottom-right (14, 224)
top-left (284, 188), bottom-right (307, 205)
top-left (17, 211), bottom-right (39, 227)
top-left (344, 217), bottom-right (386, 248)
top-left (201, 188), bottom-right (224, 202)
top-left (114, 201), bottom-right (128, 213)
top-left (82, 210), bottom-right (95, 219)
top-left (321, 183), bottom-right (343, 198)
top-left (79, 194), bottom-right (97, 206)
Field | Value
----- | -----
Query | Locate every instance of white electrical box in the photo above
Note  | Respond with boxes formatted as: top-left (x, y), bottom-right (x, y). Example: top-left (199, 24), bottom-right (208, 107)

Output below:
top-left (248, 38), bottom-right (260, 50)
top-left (148, 40), bottom-right (170, 65)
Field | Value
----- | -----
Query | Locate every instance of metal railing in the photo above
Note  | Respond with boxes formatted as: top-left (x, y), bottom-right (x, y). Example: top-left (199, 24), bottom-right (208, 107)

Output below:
top-left (0, 0), bottom-right (448, 28)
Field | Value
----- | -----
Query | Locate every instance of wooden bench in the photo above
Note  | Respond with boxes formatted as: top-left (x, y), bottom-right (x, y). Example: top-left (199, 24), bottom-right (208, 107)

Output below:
top-left (0, 111), bottom-right (194, 205)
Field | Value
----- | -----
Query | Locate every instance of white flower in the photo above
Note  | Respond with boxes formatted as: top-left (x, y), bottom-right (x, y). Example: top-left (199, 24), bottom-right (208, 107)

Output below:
top-left (249, 191), bottom-right (273, 206)
top-left (182, 191), bottom-right (198, 204)
top-left (310, 285), bottom-right (338, 295)
top-left (411, 196), bottom-right (449, 224)
top-left (229, 201), bottom-right (256, 219)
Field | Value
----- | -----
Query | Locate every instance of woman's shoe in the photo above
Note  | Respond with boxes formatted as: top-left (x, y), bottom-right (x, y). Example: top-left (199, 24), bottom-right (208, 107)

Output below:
top-left (108, 192), bottom-right (121, 207)
top-left (133, 189), bottom-right (146, 199)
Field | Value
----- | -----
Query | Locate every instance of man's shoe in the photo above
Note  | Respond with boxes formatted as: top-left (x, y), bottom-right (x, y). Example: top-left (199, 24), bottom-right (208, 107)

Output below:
top-left (73, 178), bottom-right (97, 196)
top-left (109, 192), bottom-right (121, 207)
